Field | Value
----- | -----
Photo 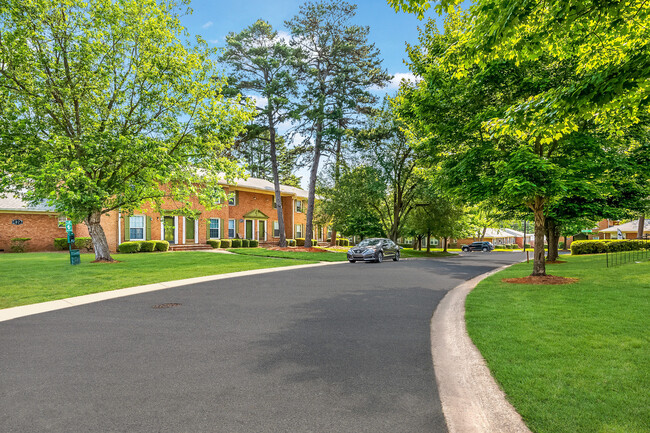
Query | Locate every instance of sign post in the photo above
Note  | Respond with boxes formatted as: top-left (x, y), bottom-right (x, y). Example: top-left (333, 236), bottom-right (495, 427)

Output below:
top-left (66, 221), bottom-right (80, 265)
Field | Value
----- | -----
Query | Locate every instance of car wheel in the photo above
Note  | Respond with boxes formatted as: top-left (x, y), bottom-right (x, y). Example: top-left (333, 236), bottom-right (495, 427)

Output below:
top-left (462, 247), bottom-right (469, 252)
top-left (376, 252), bottom-right (383, 263)
top-left (349, 260), bottom-right (356, 263)
top-left (393, 251), bottom-right (400, 261)
top-left (482, 247), bottom-right (488, 252)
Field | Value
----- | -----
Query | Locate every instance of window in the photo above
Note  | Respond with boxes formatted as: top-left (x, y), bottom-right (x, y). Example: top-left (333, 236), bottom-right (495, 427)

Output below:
top-left (228, 219), bottom-right (236, 238)
top-left (209, 218), bottom-right (220, 239)
top-left (57, 215), bottom-right (68, 228)
top-left (228, 191), bottom-right (237, 206)
top-left (130, 216), bottom-right (145, 240)
top-left (295, 224), bottom-right (303, 238)
top-left (295, 200), bottom-right (304, 213)
top-left (273, 221), bottom-right (280, 238)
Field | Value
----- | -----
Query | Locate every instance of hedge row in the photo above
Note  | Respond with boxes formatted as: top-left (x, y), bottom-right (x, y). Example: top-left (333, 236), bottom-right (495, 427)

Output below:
top-left (494, 244), bottom-right (520, 250)
top-left (295, 238), bottom-right (318, 246)
top-left (570, 239), bottom-right (650, 255)
top-left (118, 240), bottom-right (169, 253)
top-left (54, 237), bottom-right (93, 251)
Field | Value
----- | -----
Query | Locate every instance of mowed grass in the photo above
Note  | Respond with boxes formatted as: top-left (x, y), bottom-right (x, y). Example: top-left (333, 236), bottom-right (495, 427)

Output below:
top-left (466, 254), bottom-right (650, 433)
top-left (228, 247), bottom-right (347, 262)
top-left (399, 248), bottom-right (457, 258)
top-left (0, 251), bottom-right (317, 309)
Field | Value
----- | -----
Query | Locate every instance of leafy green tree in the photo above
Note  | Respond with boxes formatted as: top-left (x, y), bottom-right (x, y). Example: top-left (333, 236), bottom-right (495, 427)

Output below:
top-left (221, 19), bottom-right (300, 247)
top-left (390, 0), bottom-right (650, 140)
top-left (317, 166), bottom-right (385, 239)
top-left (286, 0), bottom-right (390, 248)
top-left (0, 0), bottom-right (251, 261)
top-left (395, 14), bottom-right (649, 276)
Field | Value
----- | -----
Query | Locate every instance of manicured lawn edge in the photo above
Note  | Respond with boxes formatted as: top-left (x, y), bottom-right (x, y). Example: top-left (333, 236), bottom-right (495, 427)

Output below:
top-left (465, 254), bottom-right (650, 433)
top-left (0, 252), bottom-right (319, 309)
top-left (227, 248), bottom-right (347, 262)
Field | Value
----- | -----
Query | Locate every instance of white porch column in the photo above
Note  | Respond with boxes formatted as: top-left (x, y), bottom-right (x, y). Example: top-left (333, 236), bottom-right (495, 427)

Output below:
top-left (181, 217), bottom-right (186, 244)
top-left (118, 212), bottom-right (121, 244)
top-left (173, 216), bottom-right (178, 244)
top-left (160, 219), bottom-right (164, 241)
top-left (195, 219), bottom-right (199, 243)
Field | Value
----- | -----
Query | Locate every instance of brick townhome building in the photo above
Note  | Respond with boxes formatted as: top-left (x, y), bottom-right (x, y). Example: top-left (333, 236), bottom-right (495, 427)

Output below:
top-left (0, 177), bottom-right (331, 253)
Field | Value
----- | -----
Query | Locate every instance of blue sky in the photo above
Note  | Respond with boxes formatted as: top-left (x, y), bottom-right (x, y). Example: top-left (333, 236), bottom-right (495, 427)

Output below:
top-left (180, 0), bottom-right (442, 92)
top-left (179, 0), bottom-right (443, 188)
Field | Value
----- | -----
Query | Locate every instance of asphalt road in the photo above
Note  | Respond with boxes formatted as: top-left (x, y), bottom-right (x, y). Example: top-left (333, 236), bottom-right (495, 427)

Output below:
top-left (0, 252), bottom-right (523, 433)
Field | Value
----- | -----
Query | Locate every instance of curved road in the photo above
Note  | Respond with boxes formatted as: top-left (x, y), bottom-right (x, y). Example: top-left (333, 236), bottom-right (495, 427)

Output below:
top-left (0, 252), bottom-right (522, 432)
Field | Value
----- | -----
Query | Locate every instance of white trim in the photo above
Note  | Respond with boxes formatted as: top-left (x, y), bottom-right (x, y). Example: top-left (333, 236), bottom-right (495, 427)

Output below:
top-left (182, 216), bottom-right (186, 244)
top-left (264, 220), bottom-right (268, 241)
top-left (291, 199), bottom-right (295, 238)
top-left (160, 219), bottom-right (164, 241)
top-left (173, 216), bottom-right (178, 244)
top-left (128, 215), bottom-right (146, 241)
top-left (194, 219), bottom-right (199, 243)
top-left (118, 212), bottom-right (121, 244)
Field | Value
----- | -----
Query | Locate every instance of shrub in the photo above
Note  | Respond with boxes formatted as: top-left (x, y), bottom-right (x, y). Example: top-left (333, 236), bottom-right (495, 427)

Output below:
top-left (10, 237), bottom-right (31, 253)
top-left (220, 239), bottom-right (232, 248)
top-left (570, 239), bottom-right (649, 255)
top-left (336, 238), bottom-right (349, 246)
top-left (287, 239), bottom-right (296, 247)
top-left (524, 243), bottom-right (531, 249)
top-left (241, 239), bottom-right (250, 247)
top-left (118, 241), bottom-right (141, 253)
top-left (54, 238), bottom-right (68, 250)
top-left (296, 238), bottom-right (305, 246)
top-left (231, 239), bottom-right (242, 248)
top-left (559, 241), bottom-right (565, 250)
top-left (54, 237), bottom-right (93, 251)
top-left (155, 240), bottom-right (169, 252)
top-left (139, 240), bottom-right (156, 252)
top-left (207, 240), bottom-right (221, 248)
top-left (249, 240), bottom-right (259, 247)
top-left (312, 239), bottom-right (318, 246)
top-left (75, 237), bottom-right (93, 251)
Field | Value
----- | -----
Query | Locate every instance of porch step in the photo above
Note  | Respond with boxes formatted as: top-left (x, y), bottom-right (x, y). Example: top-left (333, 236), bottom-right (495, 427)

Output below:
top-left (169, 244), bottom-right (214, 252)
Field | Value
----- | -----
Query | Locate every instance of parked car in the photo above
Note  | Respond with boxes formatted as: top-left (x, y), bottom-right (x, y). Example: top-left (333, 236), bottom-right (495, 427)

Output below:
top-left (461, 241), bottom-right (494, 252)
top-left (347, 238), bottom-right (401, 263)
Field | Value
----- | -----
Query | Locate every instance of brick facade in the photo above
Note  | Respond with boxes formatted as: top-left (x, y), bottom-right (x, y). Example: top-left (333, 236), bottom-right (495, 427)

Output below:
top-left (1, 179), bottom-right (317, 252)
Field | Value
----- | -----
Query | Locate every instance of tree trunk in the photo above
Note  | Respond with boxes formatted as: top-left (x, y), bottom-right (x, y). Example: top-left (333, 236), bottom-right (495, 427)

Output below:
top-left (330, 229), bottom-right (337, 247)
top-left (443, 237), bottom-right (448, 252)
top-left (637, 214), bottom-right (645, 239)
top-left (563, 235), bottom-right (568, 251)
top-left (304, 120), bottom-right (323, 250)
top-left (85, 211), bottom-right (113, 262)
top-left (531, 197), bottom-right (546, 276)
top-left (268, 113), bottom-right (286, 248)
top-left (411, 237), bottom-right (417, 249)
top-left (546, 218), bottom-right (560, 262)
top-left (480, 226), bottom-right (487, 242)
top-left (426, 230), bottom-right (431, 253)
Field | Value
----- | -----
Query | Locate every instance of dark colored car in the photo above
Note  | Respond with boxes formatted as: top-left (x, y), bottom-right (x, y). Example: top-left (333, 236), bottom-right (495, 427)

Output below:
top-left (461, 241), bottom-right (494, 252)
top-left (347, 238), bottom-right (401, 263)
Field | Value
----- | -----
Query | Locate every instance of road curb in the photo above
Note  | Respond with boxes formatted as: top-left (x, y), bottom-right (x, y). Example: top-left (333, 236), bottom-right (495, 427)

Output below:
top-left (0, 261), bottom-right (345, 323)
top-left (430, 264), bottom-right (532, 433)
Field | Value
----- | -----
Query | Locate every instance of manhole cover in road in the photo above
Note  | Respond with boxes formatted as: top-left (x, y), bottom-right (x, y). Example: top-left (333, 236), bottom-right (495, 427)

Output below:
top-left (152, 303), bottom-right (182, 309)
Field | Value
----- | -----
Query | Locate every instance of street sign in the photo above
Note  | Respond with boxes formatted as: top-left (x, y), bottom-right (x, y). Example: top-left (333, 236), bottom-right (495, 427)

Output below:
top-left (581, 229), bottom-right (593, 233)
top-left (65, 220), bottom-right (73, 233)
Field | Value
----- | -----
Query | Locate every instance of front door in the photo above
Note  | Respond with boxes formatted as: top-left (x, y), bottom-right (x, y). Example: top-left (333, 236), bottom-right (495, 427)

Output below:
top-left (258, 220), bottom-right (265, 241)
top-left (186, 217), bottom-right (195, 243)
top-left (164, 216), bottom-right (175, 244)
top-left (245, 220), bottom-right (253, 240)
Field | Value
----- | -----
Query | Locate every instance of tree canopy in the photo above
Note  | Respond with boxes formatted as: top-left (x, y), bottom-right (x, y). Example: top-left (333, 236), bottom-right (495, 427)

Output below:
top-left (0, 0), bottom-right (252, 260)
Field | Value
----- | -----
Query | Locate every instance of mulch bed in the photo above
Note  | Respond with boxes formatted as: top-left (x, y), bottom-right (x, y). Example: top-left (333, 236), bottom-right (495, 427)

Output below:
top-left (502, 275), bottom-right (578, 285)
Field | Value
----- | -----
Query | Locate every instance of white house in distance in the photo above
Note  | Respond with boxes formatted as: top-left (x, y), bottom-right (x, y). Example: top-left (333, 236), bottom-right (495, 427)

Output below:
top-left (599, 219), bottom-right (650, 239)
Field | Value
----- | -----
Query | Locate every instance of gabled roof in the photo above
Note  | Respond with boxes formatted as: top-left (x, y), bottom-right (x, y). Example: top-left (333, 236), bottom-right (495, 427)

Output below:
top-left (0, 193), bottom-right (56, 213)
top-left (242, 209), bottom-right (270, 219)
top-left (218, 177), bottom-right (310, 199)
top-left (600, 219), bottom-right (650, 233)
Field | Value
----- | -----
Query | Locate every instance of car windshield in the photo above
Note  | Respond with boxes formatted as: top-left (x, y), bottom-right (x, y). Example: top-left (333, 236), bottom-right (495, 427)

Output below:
top-left (357, 239), bottom-right (382, 247)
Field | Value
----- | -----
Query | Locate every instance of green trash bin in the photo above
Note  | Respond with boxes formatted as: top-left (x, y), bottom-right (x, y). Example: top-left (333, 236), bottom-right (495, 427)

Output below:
top-left (70, 249), bottom-right (81, 265)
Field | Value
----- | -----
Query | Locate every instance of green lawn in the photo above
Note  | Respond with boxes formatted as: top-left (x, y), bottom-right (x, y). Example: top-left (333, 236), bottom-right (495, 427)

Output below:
top-left (466, 254), bottom-right (649, 433)
top-left (228, 248), bottom-right (347, 262)
top-left (399, 248), bottom-right (458, 258)
top-left (0, 252), bottom-right (317, 309)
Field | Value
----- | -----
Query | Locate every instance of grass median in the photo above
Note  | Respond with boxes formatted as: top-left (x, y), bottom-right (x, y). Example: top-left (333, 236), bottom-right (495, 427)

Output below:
top-left (466, 254), bottom-right (649, 433)
top-left (0, 251), bottom-right (318, 309)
